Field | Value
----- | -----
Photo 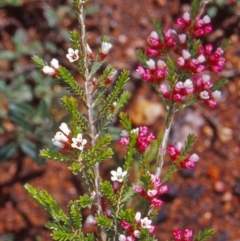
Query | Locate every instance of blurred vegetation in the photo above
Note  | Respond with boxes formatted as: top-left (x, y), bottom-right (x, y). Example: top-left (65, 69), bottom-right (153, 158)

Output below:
top-left (0, 0), bottom-right (99, 164)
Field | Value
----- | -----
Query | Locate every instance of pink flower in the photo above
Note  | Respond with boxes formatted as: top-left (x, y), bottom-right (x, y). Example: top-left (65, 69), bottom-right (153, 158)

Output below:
top-left (167, 142), bottom-right (183, 160)
top-left (120, 220), bottom-right (133, 233)
top-left (136, 59), bottom-right (168, 83)
top-left (173, 228), bottom-right (193, 241)
top-left (136, 126), bottom-right (156, 152)
top-left (120, 127), bottom-right (156, 152)
top-left (198, 44), bottom-right (226, 72)
top-left (151, 198), bottom-right (163, 207)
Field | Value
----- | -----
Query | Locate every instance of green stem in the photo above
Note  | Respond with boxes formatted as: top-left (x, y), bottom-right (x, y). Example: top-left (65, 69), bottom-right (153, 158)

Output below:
top-left (155, 104), bottom-right (175, 178)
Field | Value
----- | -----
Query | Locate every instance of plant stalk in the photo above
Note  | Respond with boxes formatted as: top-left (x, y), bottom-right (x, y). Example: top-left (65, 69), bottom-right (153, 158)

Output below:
top-left (155, 105), bottom-right (175, 178)
top-left (78, 2), bottom-right (105, 240)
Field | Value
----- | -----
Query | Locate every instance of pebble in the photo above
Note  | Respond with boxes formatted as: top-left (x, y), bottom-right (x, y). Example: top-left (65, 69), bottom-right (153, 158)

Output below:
top-left (214, 181), bottom-right (226, 193)
top-left (221, 191), bottom-right (232, 202)
top-left (156, 210), bottom-right (168, 223)
top-left (180, 168), bottom-right (194, 178)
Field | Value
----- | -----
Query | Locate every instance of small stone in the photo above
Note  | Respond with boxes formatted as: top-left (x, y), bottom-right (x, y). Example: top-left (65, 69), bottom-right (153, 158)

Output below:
top-left (180, 168), bottom-right (194, 178)
top-left (156, 210), bottom-right (168, 223)
top-left (214, 181), bottom-right (226, 193)
top-left (203, 212), bottom-right (212, 220)
top-left (218, 127), bottom-right (233, 142)
top-left (221, 191), bottom-right (232, 202)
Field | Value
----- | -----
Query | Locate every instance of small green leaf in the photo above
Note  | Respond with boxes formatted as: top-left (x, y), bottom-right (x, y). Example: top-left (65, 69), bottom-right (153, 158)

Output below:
top-left (44, 7), bottom-right (59, 28)
top-left (32, 56), bottom-right (47, 69)
top-left (38, 99), bottom-right (49, 118)
top-left (69, 162), bottom-right (83, 175)
top-left (68, 200), bottom-right (82, 230)
top-left (24, 184), bottom-right (69, 224)
top-left (79, 194), bottom-right (93, 208)
top-left (211, 78), bottom-right (228, 91)
top-left (40, 149), bottom-right (74, 163)
top-left (100, 181), bottom-right (117, 205)
top-left (70, 29), bottom-right (80, 51)
top-left (136, 49), bottom-right (148, 65)
top-left (8, 102), bottom-right (35, 117)
top-left (8, 111), bottom-right (34, 132)
top-left (19, 140), bottom-right (44, 165)
top-left (52, 230), bottom-right (75, 241)
top-left (194, 228), bottom-right (215, 241)
top-left (57, 67), bottom-right (87, 107)
top-left (0, 142), bottom-right (18, 163)
top-left (96, 215), bottom-right (113, 230)
top-left (0, 51), bottom-right (20, 60)
top-left (119, 112), bottom-right (132, 132)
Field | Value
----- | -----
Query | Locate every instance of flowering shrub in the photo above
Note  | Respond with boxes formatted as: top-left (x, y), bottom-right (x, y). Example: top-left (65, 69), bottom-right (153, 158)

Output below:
top-left (24, 0), bottom-right (234, 240)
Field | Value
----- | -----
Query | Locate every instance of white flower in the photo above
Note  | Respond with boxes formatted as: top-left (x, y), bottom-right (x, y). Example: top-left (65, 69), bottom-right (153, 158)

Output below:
top-left (146, 59), bottom-right (155, 69)
top-left (52, 139), bottom-right (65, 148)
top-left (120, 130), bottom-right (129, 137)
top-left (157, 60), bottom-right (167, 68)
top-left (202, 74), bottom-right (211, 83)
top-left (140, 217), bottom-right (152, 229)
top-left (135, 212), bottom-right (141, 222)
top-left (52, 132), bottom-right (68, 148)
top-left (118, 234), bottom-right (126, 241)
top-left (150, 31), bottom-right (159, 39)
top-left (59, 122), bottom-right (71, 136)
top-left (183, 12), bottom-right (190, 22)
top-left (133, 230), bottom-right (141, 238)
top-left (42, 66), bottom-right (55, 75)
top-left (110, 167), bottom-right (127, 183)
top-left (178, 33), bottom-right (187, 44)
top-left (212, 90), bottom-right (221, 100)
top-left (71, 134), bottom-right (87, 150)
top-left (189, 153), bottom-right (199, 162)
top-left (66, 48), bottom-right (79, 62)
top-left (197, 54), bottom-right (206, 63)
top-left (86, 44), bottom-right (93, 54)
top-left (101, 42), bottom-right (112, 54)
top-left (200, 90), bottom-right (210, 100)
top-left (147, 189), bottom-right (157, 197)
top-left (203, 15), bottom-right (211, 24)
top-left (52, 123), bottom-right (71, 148)
top-left (131, 127), bottom-right (139, 134)
top-left (85, 215), bottom-right (96, 225)
top-left (50, 58), bottom-right (59, 69)
top-left (182, 49), bottom-right (191, 59)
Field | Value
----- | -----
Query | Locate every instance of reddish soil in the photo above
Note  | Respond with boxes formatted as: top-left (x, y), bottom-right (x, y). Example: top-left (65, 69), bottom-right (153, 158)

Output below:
top-left (0, 0), bottom-right (240, 241)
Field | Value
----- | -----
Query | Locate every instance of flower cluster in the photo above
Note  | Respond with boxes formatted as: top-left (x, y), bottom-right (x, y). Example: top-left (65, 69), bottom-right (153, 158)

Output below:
top-left (198, 44), bottom-right (226, 73)
top-left (172, 228), bottom-right (193, 241)
top-left (119, 212), bottom-right (155, 241)
top-left (146, 29), bottom-right (177, 56)
top-left (136, 59), bottom-right (168, 83)
top-left (42, 58), bottom-right (59, 76)
top-left (177, 49), bottom-right (206, 73)
top-left (167, 142), bottom-right (199, 169)
top-left (120, 126), bottom-right (156, 153)
top-left (175, 12), bottom-right (212, 37)
top-left (194, 74), bottom-right (221, 108)
top-left (133, 174), bottom-right (168, 208)
top-left (158, 74), bottom-right (221, 108)
top-left (52, 123), bottom-right (87, 151)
